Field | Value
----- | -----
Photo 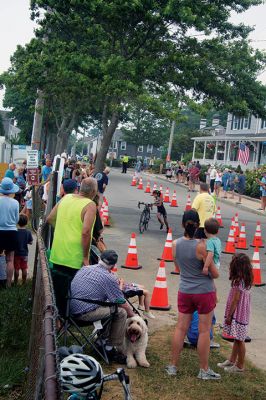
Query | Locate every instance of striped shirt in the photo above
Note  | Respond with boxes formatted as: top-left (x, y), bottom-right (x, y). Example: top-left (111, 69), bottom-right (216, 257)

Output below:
top-left (70, 264), bottom-right (125, 315)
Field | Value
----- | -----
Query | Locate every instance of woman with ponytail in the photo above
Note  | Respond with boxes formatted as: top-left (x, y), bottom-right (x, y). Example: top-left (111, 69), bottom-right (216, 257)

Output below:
top-left (166, 210), bottom-right (220, 380)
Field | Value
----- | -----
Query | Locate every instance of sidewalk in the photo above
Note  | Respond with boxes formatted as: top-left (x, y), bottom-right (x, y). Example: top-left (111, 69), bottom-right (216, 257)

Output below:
top-left (140, 170), bottom-right (265, 217)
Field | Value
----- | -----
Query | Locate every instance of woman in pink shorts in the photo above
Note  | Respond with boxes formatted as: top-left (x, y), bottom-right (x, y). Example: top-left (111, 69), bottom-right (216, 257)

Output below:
top-left (166, 209), bottom-right (220, 380)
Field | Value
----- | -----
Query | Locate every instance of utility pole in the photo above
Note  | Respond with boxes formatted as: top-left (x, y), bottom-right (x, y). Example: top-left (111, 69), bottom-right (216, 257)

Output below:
top-left (167, 120), bottom-right (175, 162)
top-left (31, 89), bottom-right (45, 151)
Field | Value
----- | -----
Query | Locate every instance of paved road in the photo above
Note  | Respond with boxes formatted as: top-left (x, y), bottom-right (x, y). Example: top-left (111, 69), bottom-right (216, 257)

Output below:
top-left (104, 169), bottom-right (266, 370)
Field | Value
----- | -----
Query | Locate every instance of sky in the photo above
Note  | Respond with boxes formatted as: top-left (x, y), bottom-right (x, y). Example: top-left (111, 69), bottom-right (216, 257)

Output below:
top-left (1, 0), bottom-right (266, 108)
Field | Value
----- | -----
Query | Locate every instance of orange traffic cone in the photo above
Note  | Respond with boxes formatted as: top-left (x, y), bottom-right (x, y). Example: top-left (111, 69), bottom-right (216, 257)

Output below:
top-left (111, 264), bottom-right (118, 274)
top-left (137, 177), bottom-right (143, 190)
top-left (185, 194), bottom-right (192, 211)
top-left (170, 191), bottom-right (178, 207)
top-left (234, 213), bottom-right (240, 238)
top-left (151, 182), bottom-right (157, 195)
top-left (150, 260), bottom-right (171, 310)
top-left (250, 222), bottom-right (264, 248)
top-left (251, 248), bottom-right (265, 286)
top-left (121, 233), bottom-right (142, 270)
top-left (159, 184), bottom-right (163, 192)
top-left (215, 206), bottom-right (224, 228)
top-left (231, 217), bottom-right (238, 242)
top-left (158, 229), bottom-right (173, 262)
top-left (222, 224), bottom-right (235, 254)
top-left (131, 175), bottom-right (136, 186)
top-left (171, 264), bottom-right (180, 275)
top-left (145, 180), bottom-right (151, 193)
top-left (164, 188), bottom-right (170, 203)
top-left (236, 223), bottom-right (248, 250)
top-left (103, 201), bottom-right (111, 227)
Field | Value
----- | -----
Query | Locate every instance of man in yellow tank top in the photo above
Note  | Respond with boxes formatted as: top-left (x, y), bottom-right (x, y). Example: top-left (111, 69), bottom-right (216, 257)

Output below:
top-left (47, 177), bottom-right (97, 279)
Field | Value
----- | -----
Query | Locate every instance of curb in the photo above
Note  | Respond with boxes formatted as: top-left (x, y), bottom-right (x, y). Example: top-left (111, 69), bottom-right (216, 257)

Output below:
top-left (141, 172), bottom-right (265, 217)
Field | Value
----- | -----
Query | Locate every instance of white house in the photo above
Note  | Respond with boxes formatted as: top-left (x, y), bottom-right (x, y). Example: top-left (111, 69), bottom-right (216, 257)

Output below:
top-left (192, 113), bottom-right (266, 169)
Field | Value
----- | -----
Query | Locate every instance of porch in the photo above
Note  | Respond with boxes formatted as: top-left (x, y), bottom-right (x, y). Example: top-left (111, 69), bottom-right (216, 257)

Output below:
top-left (191, 134), bottom-right (266, 169)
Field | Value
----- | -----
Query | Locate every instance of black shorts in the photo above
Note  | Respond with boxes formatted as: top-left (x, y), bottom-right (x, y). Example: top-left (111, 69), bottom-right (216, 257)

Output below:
top-left (194, 228), bottom-right (206, 239)
top-left (0, 230), bottom-right (19, 252)
top-left (157, 205), bottom-right (167, 216)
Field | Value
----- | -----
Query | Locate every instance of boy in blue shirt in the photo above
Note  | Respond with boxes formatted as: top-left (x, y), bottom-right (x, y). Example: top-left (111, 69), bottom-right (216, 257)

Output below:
top-left (202, 218), bottom-right (221, 275)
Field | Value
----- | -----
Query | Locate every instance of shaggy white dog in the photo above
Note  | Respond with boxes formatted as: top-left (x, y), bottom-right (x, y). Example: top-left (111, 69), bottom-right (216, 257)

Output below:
top-left (122, 315), bottom-right (150, 369)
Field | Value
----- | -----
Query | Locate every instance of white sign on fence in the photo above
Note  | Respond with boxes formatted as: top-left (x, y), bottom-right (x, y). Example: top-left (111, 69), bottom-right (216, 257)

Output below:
top-left (27, 150), bottom-right (39, 168)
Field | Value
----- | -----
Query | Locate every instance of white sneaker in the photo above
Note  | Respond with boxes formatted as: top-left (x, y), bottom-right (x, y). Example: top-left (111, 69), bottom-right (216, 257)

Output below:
top-left (143, 311), bottom-right (155, 319)
top-left (217, 359), bottom-right (234, 369)
top-left (197, 368), bottom-right (221, 380)
top-left (165, 365), bottom-right (177, 376)
top-left (224, 365), bottom-right (244, 373)
top-left (138, 305), bottom-right (145, 311)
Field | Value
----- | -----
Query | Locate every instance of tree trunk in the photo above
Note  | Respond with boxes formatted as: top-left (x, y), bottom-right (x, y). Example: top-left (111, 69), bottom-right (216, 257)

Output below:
top-left (95, 111), bottom-right (119, 173)
top-left (54, 114), bottom-right (76, 155)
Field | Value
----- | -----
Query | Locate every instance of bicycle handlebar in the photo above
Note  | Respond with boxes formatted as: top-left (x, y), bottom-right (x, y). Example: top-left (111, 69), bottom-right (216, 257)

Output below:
top-left (138, 201), bottom-right (153, 209)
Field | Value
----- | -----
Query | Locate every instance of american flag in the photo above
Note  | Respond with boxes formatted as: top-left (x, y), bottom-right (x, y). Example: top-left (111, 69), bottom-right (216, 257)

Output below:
top-left (237, 143), bottom-right (250, 165)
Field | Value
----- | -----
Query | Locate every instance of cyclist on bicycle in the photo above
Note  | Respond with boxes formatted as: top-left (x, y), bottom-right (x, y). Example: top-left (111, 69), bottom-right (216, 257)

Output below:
top-left (152, 190), bottom-right (169, 232)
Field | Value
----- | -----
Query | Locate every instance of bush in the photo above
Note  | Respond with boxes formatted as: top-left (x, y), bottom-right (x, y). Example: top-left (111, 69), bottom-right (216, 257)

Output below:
top-left (244, 167), bottom-right (266, 198)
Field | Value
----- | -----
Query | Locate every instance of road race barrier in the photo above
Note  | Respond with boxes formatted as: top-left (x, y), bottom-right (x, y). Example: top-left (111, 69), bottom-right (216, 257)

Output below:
top-left (234, 213), bottom-right (240, 238)
top-left (158, 229), bottom-right (173, 262)
top-left (251, 247), bottom-right (265, 287)
top-left (170, 190), bottom-right (178, 207)
top-left (222, 223), bottom-right (235, 254)
top-left (121, 233), bottom-right (142, 270)
top-left (185, 194), bottom-right (192, 211)
top-left (103, 201), bottom-right (111, 227)
top-left (215, 206), bottom-right (224, 228)
top-left (150, 260), bottom-right (171, 311)
top-left (131, 175), bottom-right (136, 186)
top-left (236, 223), bottom-right (249, 250)
top-left (145, 180), bottom-right (151, 193)
top-left (250, 222), bottom-right (264, 248)
top-left (137, 177), bottom-right (143, 190)
top-left (164, 188), bottom-right (170, 203)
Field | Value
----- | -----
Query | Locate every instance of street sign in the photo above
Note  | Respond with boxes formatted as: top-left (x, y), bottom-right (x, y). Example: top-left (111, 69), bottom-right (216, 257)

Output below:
top-left (27, 168), bottom-right (39, 185)
top-left (27, 150), bottom-right (39, 168)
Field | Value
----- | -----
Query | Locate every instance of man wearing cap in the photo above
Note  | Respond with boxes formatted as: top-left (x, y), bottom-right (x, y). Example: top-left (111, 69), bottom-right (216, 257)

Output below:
top-left (0, 177), bottom-right (20, 287)
top-left (60, 179), bottom-right (78, 197)
top-left (47, 177), bottom-right (97, 276)
top-left (70, 250), bottom-right (134, 364)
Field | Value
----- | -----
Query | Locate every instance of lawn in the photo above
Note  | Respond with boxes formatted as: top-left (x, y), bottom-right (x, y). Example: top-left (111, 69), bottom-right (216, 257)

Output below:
top-left (0, 282), bottom-right (32, 399)
top-left (100, 328), bottom-right (266, 400)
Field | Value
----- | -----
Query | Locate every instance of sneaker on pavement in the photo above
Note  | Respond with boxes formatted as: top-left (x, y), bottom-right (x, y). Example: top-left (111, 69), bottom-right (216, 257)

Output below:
top-left (143, 311), bottom-right (155, 319)
top-left (165, 365), bottom-right (177, 376)
top-left (217, 359), bottom-right (234, 369)
top-left (224, 365), bottom-right (244, 373)
top-left (138, 305), bottom-right (145, 311)
top-left (197, 368), bottom-right (221, 380)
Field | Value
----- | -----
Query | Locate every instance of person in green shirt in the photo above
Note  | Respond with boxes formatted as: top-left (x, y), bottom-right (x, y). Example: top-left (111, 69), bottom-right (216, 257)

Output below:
top-left (121, 154), bottom-right (129, 173)
top-left (47, 177), bottom-right (97, 278)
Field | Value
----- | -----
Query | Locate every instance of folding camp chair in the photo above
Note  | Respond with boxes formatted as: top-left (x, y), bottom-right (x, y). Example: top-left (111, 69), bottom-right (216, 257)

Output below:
top-left (52, 269), bottom-right (125, 364)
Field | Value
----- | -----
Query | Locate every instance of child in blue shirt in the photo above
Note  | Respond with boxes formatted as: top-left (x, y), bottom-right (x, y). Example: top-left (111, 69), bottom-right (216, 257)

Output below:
top-left (202, 218), bottom-right (221, 275)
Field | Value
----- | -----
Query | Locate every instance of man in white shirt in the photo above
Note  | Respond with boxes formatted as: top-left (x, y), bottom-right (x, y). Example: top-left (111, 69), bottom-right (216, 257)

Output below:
top-left (209, 165), bottom-right (217, 194)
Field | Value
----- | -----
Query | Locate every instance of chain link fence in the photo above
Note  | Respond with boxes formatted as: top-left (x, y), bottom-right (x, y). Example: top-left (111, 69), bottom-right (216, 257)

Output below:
top-left (24, 169), bottom-right (62, 399)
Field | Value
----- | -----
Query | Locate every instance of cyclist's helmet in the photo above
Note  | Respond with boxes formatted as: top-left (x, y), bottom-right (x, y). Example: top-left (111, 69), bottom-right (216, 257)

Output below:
top-left (60, 354), bottom-right (103, 397)
top-left (152, 189), bottom-right (161, 196)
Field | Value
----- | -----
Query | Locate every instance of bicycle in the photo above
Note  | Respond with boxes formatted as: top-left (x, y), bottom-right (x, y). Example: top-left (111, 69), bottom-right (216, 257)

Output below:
top-left (60, 346), bottom-right (133, 400)
top-left (138, 202), bottom-right (153, 233)
top-left (67, 368), bottom-right (132, 400)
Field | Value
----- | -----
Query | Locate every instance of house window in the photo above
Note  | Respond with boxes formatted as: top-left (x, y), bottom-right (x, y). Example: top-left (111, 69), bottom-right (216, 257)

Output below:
top-left (120, 141), bottom-right (127, 150)
top-left (233, 116), bottom-right (239, 130)
top-left (147, 144), bottom-right (153, 153)
top-left (261, 119), bottom-right (266, 129)
top-left (138, 145), bottom-right (143, 152)
top-left (111, 141), bottom-right (117, 149)
top-left (243, 117), bottom-right (249, 129)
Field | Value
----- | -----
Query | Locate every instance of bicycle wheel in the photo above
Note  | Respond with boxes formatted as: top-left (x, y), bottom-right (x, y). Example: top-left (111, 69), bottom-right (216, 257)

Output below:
top-left (139, 211), bottom-right (146, 233)
top-left (144, 211), bottom-right (149, 230)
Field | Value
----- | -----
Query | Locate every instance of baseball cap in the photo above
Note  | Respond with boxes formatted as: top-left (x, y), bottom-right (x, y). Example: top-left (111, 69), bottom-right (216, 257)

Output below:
top-left (63, 179), bottom-right (77, 194)
top-left (100, 250), bottom-right (118, 266)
